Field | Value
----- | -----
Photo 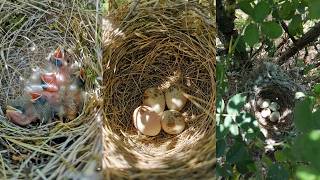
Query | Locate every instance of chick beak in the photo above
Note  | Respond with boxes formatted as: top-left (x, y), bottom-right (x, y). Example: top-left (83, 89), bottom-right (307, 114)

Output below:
top-left (41, 73), bottom-right (56, 84)
top-left (6, 105), bottom-right (22, 112)
top-left (53, 47), bottom-right (64, 59)
top-left (51, 47), bottom-right (68, 68)
top-left (40, 73), bottom-right (59, 92)
top-left (79, 68), bottom-right (85, 83)
top-left (30, 92), bottom-right (42, 103)
top-left (73, 68), bottom-right (85, 87)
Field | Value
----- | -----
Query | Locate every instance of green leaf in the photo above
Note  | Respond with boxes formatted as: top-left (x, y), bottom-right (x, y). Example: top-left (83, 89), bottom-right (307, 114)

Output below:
top-left (238, 0), bottom-right (254, 16)
top-left (236, 36), bottom-right (248, 53)
top-left (297, 1), bottom-right (307, 14)
top-left (274, 151), bottom-right (288, 162)
top-left (261, 21), bottom-right (283, 39)
top-left (282, 146), bottom-right (296, 160)
top-left (262, 154), bottom-right (273, 167)
top-left (217, 62), bottom-right (225, 83)
top-left (216, 163), bottom-right (233, 177)
top-left (236, 36), bottom-right (246, 52)
top-left (312, 110), bottom-right (320, 128)
top-left (313, 83), bottom-right (320, 96)
top-left (229, 124), bottom-right (239, 136)
top-left (288, 15), bottom-right (303, 36)
top-left (226, 141), bottom-right (251, 164)
top-left (244, 23), bottom-right (260, 47)
top-left (217, 139), bottom-right (226, 157)
top-left (236, 112), bottom-right (256, 125)
top-left (216, 114), bottom-right (221, 125)
top-left (216, 61), bottom-right (228, 94)
top-left (307, 0), bottom-right (320, 19)
top-left (252, 1), bottom-right (271, 22)
top-left (217, 124), bottom-right (229, 139)
top-left (226, 93), bottom-right (247, 115)
top-left (223, 115), bottom-right (233, 128)
top-left (236, 160), bottom-right (255, 174)
top-left (294, 97), bottom-right (315, 132)
top-left (309, 130), bottom-right (320, 141)
top-left (217, 96), bottom-right (225, 114)
top-left (236, 112), bottom-right (262, 139)
top-left (247, 161), bottom-right (257, 172)
top-left (293, 130), bottom-right (320, 170)
top-left (267, 163), bottom-right (289, 180)
top-left (279, 1), bottom-right (297, 20)
top-left (296, 166), bottom-right (320, 180)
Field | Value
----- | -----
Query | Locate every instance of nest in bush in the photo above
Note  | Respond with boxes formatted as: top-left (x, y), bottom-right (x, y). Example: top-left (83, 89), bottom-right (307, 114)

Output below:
top-left (0, 1), bottom-right (101, 178)
top-left (102, 0), bottom-right (215, 179)
top-left (245, 62), bottom-right (304, 139)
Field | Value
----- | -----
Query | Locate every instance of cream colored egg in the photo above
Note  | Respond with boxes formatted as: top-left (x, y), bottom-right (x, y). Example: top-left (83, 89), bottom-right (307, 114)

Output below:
top-left (143, 87), bottom-right (165, 113)
top-left (165, 85), bottom-right (187, 111)
top-left (260, 99), bottom-right (271, 109)
top-left (161, 110), bottom-right (186, 135)
top-left (261, 108), bottom-right (271, 118)
top-left (133, 106), bottom-right (161, 136)
top-left (270, 111), bottom-right (280, 122)
top-left (269, 102), bottom-right (280, 112)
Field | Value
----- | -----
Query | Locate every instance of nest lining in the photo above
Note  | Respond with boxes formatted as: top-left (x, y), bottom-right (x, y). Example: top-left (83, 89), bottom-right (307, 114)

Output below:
top-left (103, 0), bottom-right (215, 179)
top-left (0, 1), bottom-right (101, 179)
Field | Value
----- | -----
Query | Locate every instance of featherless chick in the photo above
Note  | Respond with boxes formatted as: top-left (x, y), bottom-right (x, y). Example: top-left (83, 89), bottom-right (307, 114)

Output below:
top-left (6, 95), bottom-right (53, 126)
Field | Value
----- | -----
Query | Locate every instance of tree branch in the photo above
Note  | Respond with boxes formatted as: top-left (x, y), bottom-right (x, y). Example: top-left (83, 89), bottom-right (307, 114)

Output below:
top-left (277, 22), bottom-right (320, 65)
top-left (280, 20), bottom-right (296, 43)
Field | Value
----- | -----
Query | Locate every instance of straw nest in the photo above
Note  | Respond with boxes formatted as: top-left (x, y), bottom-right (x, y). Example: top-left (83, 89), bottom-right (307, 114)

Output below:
top-left (245, 62), bottom-right (303, 139)
top-left (0, 1), bottom-right (102, 179)
top-left (102, 0), bottom-right (216, 179)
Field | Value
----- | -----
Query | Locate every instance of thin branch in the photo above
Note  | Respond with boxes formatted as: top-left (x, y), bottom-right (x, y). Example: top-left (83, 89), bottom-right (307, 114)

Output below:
top-left (277, 22), bottom-right (320, 65)
top-left (280, 20), bottom-right (296, 44)
top-left (251, 41), bottom-right (265, 59)
top-left (275, 36), bottom-right (289, 57)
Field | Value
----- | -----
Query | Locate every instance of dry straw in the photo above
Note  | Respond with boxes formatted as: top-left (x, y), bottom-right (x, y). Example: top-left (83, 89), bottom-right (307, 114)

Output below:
top-left (102, 0), bottom-right (216, 179)
top-left (0, 1), bottom-right (102, 179)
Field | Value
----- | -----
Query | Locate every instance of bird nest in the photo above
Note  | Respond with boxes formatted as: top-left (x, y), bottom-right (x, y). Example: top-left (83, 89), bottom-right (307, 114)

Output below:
top-left (245, 62), bottom-right (303, 140)
top-left (0, 1), bottom-right (101, 178)
top-left (102, 0), bottom-right (216, 179)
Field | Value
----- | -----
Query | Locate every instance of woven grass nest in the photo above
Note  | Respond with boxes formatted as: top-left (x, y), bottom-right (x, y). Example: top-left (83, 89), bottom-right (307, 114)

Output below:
top-left (102, 0), bottom-right (216, 179)
top-left (0, 1), bottom-right (102, 179)
top-left (245, 62), bottom-right (304, 139)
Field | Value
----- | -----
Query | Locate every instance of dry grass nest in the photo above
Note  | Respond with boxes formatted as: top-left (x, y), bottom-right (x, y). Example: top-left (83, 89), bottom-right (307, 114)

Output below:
top-left (0, 1), bottom-right (102, 179)
top-left (102, 0), bottom-right (216, 179)
top-left (245, 62), bottom-right (304, 139)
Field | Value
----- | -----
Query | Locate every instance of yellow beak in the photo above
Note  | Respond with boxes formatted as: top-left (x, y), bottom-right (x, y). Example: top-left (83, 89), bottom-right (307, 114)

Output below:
top-left (6, 105), bottom-right (23, 114)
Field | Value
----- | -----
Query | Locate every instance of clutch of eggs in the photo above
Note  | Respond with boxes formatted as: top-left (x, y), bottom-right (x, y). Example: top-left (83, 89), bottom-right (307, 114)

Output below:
top-left (137, 85), bottom-right (188, 136)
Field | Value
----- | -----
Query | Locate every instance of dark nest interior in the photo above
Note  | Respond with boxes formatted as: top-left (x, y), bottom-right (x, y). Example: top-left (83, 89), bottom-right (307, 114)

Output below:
top-left (0, 1), bottom-right (102, 178)
top-left (102, 0), bottom-right (216, 179)
top-left (252, 85), bottom-right (295, 138)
